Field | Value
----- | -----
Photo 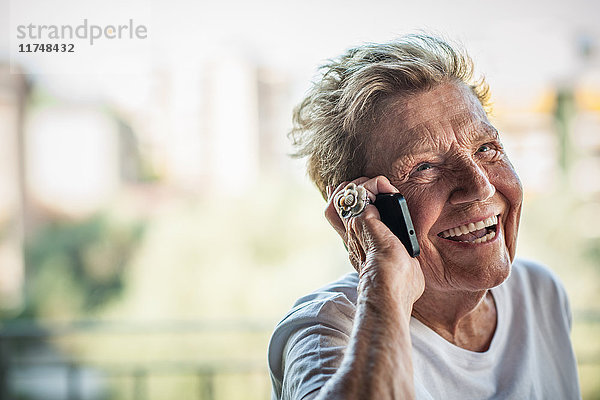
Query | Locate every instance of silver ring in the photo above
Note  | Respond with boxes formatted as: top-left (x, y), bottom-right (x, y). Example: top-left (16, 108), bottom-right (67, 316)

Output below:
top-left (335, 183), bottom-right (370, 218)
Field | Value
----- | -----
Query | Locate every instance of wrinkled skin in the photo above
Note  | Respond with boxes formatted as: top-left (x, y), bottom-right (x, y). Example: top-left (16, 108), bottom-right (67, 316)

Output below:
top-left (326, 81), bottom-right (523, 348)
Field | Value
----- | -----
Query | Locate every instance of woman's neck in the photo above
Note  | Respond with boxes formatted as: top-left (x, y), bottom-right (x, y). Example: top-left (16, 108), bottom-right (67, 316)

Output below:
top-left (411, 288), bottom-right (497, 352)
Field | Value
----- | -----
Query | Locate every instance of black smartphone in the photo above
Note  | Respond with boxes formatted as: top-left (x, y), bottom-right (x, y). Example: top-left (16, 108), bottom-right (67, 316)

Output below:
top-left (374, 194), bottom-right (420, 258)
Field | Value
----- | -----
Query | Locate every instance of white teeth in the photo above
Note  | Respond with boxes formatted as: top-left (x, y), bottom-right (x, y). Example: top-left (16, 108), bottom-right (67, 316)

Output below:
top-left (471, 230), bottom-right (496, 244)
top-left (439, 215), bottom-right (499, 239)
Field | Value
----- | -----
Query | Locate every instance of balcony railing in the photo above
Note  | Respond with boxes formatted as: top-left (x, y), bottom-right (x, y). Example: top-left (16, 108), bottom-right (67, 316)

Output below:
top-left (1, 311), bottom-right (598, 400)
top-left (0, 319), bottom-right (274, 400)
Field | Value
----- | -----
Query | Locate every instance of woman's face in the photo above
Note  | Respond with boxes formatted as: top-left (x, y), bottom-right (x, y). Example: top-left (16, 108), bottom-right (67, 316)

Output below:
top-left (365, 82), bottom-right (523, 292)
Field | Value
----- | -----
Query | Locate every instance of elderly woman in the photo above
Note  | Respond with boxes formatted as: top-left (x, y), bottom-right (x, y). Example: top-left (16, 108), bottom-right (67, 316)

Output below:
top-left (268, 34), bottom-right (580, 399)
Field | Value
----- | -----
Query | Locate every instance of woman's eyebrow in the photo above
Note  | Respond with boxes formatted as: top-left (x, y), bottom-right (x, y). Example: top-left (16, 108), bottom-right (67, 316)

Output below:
top-left (464, 125), bottom-right (500, 145)
top-left (392, 125), bottom-right (443, 157)
top-left (477, 125), bottom-right (502, 145)
top-left (447, 109), bottom-right (498, 134)
top-left (390, 136), bottom-right (445, 170)
top-left (479, 121), bottom-right (500, 138)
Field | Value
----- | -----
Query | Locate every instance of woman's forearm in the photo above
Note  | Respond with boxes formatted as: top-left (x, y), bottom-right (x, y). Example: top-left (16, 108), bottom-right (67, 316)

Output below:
top-left (314, 271), bottom-right (415, 400)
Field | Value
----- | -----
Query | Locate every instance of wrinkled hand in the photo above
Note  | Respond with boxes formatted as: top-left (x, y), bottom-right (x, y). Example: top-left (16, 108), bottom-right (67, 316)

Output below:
top-left (325, 176), bottom-right (425, 304)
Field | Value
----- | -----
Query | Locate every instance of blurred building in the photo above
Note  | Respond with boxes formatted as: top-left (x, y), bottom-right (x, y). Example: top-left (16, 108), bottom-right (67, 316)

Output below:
top-left (0, 52), bottom-right (298, 312)
top-left (0, 64), bottom-right (27, 313)
top-left (571, 69), bottom-right (600, 196)
top-left (25, 106), bottom-right (120, 216)
top-left (495, 35), bottom-right (600, 199)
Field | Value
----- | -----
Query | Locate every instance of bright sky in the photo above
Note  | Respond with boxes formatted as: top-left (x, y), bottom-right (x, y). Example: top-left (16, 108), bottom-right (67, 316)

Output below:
top-left (1, 0), bottom-right (599, 102)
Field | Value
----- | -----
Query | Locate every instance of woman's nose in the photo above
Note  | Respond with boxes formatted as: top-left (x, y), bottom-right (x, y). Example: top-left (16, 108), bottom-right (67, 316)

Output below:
top-left (448, 160), bottom-right (495, 205)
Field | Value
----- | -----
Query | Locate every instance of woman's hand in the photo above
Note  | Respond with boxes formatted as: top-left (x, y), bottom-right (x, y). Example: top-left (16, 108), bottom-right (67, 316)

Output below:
top-left (325, 176), bottom-right (425, 306)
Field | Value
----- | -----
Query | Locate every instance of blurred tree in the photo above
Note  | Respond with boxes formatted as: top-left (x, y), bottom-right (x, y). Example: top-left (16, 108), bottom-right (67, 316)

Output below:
top-left (16, 214), bottom-right (145, 319)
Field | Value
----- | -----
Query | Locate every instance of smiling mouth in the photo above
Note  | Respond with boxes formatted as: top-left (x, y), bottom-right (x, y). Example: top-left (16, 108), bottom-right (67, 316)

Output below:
top-left (438, 215), bottom-right (499, 244)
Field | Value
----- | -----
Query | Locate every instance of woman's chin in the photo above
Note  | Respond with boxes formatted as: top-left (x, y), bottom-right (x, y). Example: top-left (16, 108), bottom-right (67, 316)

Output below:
top-left (421, 242), bottom-right (513, 292)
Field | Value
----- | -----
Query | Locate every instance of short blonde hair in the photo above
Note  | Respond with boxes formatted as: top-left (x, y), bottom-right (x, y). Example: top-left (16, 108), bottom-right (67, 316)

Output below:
top-left (289, 34), bottom-right (490, 198)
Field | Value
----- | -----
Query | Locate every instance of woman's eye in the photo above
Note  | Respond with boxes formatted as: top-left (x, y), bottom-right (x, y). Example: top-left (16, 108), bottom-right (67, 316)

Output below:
top-left (416, 163), bottom-right (432, 172)
top-left (477, 144), bottom-right (491, 153)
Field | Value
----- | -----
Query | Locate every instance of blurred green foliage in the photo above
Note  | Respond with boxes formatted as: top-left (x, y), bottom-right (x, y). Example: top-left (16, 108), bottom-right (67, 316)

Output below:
top-left (19, 214), bottom-right (145, 319)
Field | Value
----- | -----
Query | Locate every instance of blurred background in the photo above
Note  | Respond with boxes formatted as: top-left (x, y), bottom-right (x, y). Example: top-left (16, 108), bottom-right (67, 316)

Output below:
top-left (0, 0), bottom-right (599, 398)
